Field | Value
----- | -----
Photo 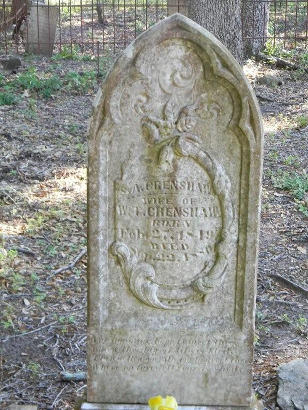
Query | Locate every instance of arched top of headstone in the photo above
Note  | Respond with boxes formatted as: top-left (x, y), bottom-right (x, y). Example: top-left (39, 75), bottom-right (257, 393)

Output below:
top-left (90, 13), bottom-right (263, 152)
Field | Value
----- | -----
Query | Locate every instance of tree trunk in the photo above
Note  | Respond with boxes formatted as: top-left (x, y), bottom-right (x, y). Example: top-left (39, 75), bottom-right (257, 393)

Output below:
top-left (187, 0), bottom-right (244, 62)
top-left (0, 0), bottom-right (27, 34)
top-left (167, 0), bottom-right (269, 62)
top-left (96, 1), bottom-right (107, 26)
top-left (242, 0), bottom-right (269, 58)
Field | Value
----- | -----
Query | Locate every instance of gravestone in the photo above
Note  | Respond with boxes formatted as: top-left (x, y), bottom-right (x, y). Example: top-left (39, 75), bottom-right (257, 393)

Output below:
top-left (84, 14), bottom-right (263, 409)
top-left (24, 3), bottom-right (58, 56)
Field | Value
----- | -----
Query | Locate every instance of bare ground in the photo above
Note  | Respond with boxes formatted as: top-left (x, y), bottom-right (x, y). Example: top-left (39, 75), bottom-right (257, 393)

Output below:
top-left (0, 55), bottom-right (307, 409)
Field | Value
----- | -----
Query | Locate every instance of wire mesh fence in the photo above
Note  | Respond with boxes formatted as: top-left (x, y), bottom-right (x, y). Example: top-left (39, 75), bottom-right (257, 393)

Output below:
top-left (0, 0), bottom-right (307, 67)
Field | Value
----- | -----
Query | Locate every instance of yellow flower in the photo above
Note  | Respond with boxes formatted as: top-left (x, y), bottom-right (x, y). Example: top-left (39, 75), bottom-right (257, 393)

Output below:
top-left (148, 395), bottom-right (178, 410)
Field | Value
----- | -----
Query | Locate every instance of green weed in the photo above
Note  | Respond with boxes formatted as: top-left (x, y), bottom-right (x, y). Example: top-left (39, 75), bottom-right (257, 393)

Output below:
top-left (33, 288), bottom-right (47, 304)
top-left (98, 53), bottom-right (114, 79)
top-left (268, 151), bottom-right (279, 161)
top-left (296, 115), bottom-right (308, 129)
top-left (296, 316), bottom-right (307, 333)
top-left (27, 361), bottom-right (41, 378)
top-left (25, 214), bottom-right (46, 234)
top-left (255, 309), bottom-right (265, 321)
top-left (297, 202), bottom-right (308, 217)
top-left (16, 68), bottom-right (62, 98)
top-left (263, 40), bottom-right (308, 69)
top-left (53, 44), bottom-right (94, 62)
top-left (0, 305), bottom-right (15, 329)
top-left (0, 269), bottom-right (26, 292)
top-left (30, 272), bottom-right (39, 282)
top-left (1, 317), bottom-right (14, 329)
top-left (1, 67), bottom-right (97, 101)
top-left (76, 142), bottom-right (86, 155)
top-left (0, 248), bottom-right (23, 292)
top-left (45, 244), bottom-right (58, 257)
top-left (0, 91), bottom-right (18, 105)
top-left (64, 71), bottom-right (96, 93)
top-left (281, 313), bottom-right (292, 324)
top-left (284, 155), bottom-right (299, 167)
top-left (272, 171), bottom-right (308, 200)
top-left (264, 40), bottom-right (283, 57)
top-left (10, 273), bottom-right (25, 292)
top-left (52, 44), bottom-right (81, 60)
top-left (299, 52), bottom-right (308, 67)
top-left (68, 123), bottom-right (79, 134)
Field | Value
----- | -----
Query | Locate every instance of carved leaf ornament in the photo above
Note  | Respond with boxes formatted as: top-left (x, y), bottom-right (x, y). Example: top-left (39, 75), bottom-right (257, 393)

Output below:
top-left (93, 15), bottom-right (262, 310)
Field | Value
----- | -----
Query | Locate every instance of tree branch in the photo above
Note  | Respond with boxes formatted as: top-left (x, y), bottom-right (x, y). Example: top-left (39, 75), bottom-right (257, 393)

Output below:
top-left (60, 371), bottom-right (87, 382)
top-left (257, 52), bottom-right (308, 73)
top-left (269, 273), bottom-right (308, 297)
top-left (50, 248), bottom-right (87, 277)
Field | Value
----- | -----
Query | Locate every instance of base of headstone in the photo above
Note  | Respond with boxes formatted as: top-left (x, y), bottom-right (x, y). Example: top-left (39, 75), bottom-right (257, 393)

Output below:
top-left (81, 401), bottom-right (263, 410)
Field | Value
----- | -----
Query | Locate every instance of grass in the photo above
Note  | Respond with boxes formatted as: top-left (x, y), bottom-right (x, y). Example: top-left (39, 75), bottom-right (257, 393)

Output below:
top-left (272, 171), bottom-right (308, 216)
top-left (284, 155), bottom-right (300, 167)
top-left (268, 151), bottom-right (279, 161)
top-left (0, 91), bottom-right (18, 105)
top-left (0, 67), bottom-right (98, 105)
top-left (64, 70), bottom-right (96, 93)
top-left (15, 68), bottom-right (62, 97)
top-left (0, 247), bottom-right (26, 297)
top-left (52, 45), bottom-right (94, 62)
top-left (263, 40), bottom-right (308, 69)
top-left (296, 115), bottom-right (308, 129)
top-left (272, 171), bottom-right (308, 200)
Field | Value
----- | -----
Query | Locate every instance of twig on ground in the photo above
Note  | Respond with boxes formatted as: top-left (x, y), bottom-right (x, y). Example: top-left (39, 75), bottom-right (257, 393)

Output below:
top-left (255, 94), bottom-right (275, 102)
top-left (256, 52), bottom-right (308, 73)
top-left (2, 321), bottom-right (57, 342)
top-left (60, 371), bottom-right (87, 382)
top-left (269, 273), bottom-right (308, 297)
top-left (257, 297), bottom-right (308, 308)
top-left (1, 191), bottom-right (16, 204)
top-left (50, 248), bottom-right (87, 277)
top-left (255, 94), bottom-right (299, 105)
top-left (53, 356), bottom-right (65, 371)
top-left (52, 385), bottom-right (68, 408)
top-left (76, 384), bottom-right (87, 393)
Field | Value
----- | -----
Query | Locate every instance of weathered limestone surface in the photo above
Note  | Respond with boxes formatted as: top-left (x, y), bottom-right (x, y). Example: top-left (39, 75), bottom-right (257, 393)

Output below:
top-left (277, 359), bottom-right (308, 410)
top-left (86, 14), bottom-right (263, 408)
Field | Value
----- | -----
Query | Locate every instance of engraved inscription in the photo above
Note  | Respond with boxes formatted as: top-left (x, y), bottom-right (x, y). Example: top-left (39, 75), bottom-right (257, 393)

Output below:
top-left (115, 175), bottom-right (222, 286)
top-left (89, 333), bottom-right (250, 378)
